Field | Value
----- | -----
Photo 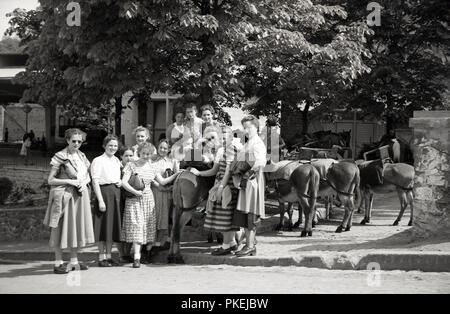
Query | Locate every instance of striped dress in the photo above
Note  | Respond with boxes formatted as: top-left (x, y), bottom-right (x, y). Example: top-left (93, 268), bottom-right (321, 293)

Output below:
top-left (203, 146), bottom-right (239, 233)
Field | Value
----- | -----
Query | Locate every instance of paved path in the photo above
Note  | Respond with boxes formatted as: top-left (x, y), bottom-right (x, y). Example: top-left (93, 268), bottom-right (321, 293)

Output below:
top-left (0, 262), bottom-right (449, 294)
top-left (1, 192), bottom-right (450, 271)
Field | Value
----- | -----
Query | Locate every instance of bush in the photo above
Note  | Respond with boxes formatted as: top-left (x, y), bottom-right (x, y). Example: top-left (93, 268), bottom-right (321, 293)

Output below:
top-left (0, 177), bottom-right (14, 205)
top-left (8, 185), bottom-right (25, 203)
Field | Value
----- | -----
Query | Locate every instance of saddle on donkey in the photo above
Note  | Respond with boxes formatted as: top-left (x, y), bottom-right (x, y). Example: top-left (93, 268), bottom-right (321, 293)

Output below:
top-left (358, 159), bottom-right (391, 188)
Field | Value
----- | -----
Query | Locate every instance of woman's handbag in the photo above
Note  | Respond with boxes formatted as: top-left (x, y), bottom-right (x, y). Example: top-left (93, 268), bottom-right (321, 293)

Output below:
top-left (123, 172), bottom-right (145, 198)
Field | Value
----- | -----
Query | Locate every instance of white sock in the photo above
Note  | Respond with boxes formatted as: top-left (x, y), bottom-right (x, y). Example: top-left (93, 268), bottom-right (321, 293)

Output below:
top-left (222, 243), bottom-right (231, 249)
top-left (134, 252), bottom-right (141, 260)
top-left (55, 260), bottom-right (63, 267)
top-left (105, 254), bottom-right (112, 260)
top-left (70, 257), bottom-right (78, 265)
top-left (99, 253), bottom-right (106, 261)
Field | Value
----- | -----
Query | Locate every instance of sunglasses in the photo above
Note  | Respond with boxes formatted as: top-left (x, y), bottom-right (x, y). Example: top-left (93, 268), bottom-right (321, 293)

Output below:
top-left (72, 140), bottom-right (82, 144)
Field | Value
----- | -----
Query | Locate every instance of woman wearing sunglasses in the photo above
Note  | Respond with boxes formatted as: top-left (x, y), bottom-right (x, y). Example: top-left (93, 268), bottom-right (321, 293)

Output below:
top-left (43, 128), bottom-right (95, 274)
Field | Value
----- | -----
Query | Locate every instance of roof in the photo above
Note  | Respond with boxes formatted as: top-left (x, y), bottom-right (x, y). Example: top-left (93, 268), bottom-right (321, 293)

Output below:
top-left (0, 67), bottom-right (25, 79)
top-left (0, 54), bottom-right (28, 103)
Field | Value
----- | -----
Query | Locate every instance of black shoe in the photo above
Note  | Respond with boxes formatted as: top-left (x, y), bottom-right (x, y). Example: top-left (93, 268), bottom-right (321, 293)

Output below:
top-left (235, 246), bottom-right (257, 257)
top-left (74, 262), bottom-right (89, 271)
top-left (107, 258), bottom-right (121, 267)
top-left (98, 259), bottom-right (112, 267)
top-left (211, 247), bottom-right (233, 256)
top-left (54, 264), bottom-right (69, 274)
top-left (133, 259), bottom-right (141, 268)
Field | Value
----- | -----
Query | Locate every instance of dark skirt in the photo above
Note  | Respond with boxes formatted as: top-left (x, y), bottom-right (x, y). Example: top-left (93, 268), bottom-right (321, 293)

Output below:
top-left (232, 212), bottom-right (260, 231)
top-left (93, 184), bottom-right (122, 243)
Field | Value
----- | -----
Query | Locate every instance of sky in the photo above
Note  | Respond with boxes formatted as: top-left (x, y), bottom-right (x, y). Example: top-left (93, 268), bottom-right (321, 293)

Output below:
top-left (0, 0), bottom-right (39, 37)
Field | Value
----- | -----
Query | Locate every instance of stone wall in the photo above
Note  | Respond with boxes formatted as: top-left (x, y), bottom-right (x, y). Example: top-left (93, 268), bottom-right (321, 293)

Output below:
top-left (0, 166), bottom-right (49, 191)
top-left (409, 111), bottom-right (450, 236)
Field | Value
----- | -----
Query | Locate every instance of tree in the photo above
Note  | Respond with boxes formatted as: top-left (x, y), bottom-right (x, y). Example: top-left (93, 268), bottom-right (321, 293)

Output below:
top-left (238, 0), bottom-right (373, 134)
top-left (324, 0), bottom-right (450, 131)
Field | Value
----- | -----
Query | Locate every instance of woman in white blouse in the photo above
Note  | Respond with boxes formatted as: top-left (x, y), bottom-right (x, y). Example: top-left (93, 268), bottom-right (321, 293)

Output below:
top-left (91, 135), bottom-right (123, 267)
top-left (233, 115), bottom-right (267, 257)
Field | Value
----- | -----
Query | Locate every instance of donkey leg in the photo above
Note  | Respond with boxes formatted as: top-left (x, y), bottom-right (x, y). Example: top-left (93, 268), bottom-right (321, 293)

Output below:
top-left (287, 203), bottom-right (294, 231)
top-left (294, 203), bottom-right (303, 228)
top-left (299, 200), bottom-right (309, 237)
top-left (168, 205), bottom-right (182, 264)
top-left (393, 188), bottom-right (407, 226)
top-left (407, 190), bottom-right (414, 226)
top-left (345, 196), bottom-right (356, 232)
top-left (275, 202), bottom-right (286, 231)
top-left (360, 190), bottom-right (369, 225)
top-left (337, 196), bottom-right (350, 233)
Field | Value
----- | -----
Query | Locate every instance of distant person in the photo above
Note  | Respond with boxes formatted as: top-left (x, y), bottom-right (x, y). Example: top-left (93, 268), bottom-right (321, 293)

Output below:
top-left (41, 136), bottom-right (48, 157)
top-left (184, 104), bottom-right (203, 150)
top-left (20, 132), bottom-right (32, 165)
top-left (29, 130), bottom-right (35, 142)
top-left (4, 128), bottom-right (8, 143)
top-left (166, 110), bottom-right (185, 146)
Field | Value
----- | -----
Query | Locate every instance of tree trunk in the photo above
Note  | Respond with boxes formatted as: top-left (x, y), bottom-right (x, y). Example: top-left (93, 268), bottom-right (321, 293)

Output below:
top-left (301, 101), bottom-right (311, 134)
top-left (114, 96), bottom-right (122, 138)
top-left (45, 104), bottom-right (56, 150)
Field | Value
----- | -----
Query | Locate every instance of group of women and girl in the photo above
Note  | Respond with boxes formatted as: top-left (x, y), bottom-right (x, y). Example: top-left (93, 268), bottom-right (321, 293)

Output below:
top-left (43, 103), bottom-right (267, 274)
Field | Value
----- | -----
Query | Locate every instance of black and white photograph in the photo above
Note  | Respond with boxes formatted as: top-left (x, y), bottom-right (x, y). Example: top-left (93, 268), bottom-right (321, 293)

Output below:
top-left (0, 0), bottom-right (449, 298)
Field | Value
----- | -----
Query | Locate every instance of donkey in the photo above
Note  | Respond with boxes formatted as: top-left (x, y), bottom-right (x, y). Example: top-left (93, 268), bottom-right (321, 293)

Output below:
top-left (233, 160), bottom-right (320, 237)
top-left (324, 160), bottom-right (360, 233)
top-left (358, 160), bottom-right (415, 226)
top-left (168, 166), bottom-right (215, 264)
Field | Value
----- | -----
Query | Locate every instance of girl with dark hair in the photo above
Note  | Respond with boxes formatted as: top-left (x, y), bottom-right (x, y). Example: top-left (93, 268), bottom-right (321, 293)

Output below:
top-left (233, 115), bottom-right (267, 257)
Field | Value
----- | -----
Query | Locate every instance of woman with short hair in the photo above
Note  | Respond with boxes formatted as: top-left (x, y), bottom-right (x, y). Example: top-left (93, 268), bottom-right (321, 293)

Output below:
top-left (91, 135), bottom-right (123, 267)
top-left (43, 128), bottom-right (94, 274)
top-left (233, 115), bottom-right (267, 257)
top-left (132, 126), bottom-right (156, 161)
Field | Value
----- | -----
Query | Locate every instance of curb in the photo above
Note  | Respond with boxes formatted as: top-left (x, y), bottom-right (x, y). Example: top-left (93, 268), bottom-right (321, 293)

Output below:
top-left (1, 250), bottom-right (450, 272)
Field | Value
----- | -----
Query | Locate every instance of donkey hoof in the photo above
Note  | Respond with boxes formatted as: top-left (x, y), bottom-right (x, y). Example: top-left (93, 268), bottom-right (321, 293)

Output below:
top-left (300, 231), bottom-right (307, 237)
top-left (335, 226), bottom-right (344, 233)
top-left (207, 234), bottom-right (213, 243)
top-left (167, 255), bottom-right (175, 264)
top-left (345, 226), bottom-right (351, 232)
top-left (312, 221), bottom-right (317, 228)
top-left (274, 224), bottom-right (282, 231)
top-left (293, 221), bottom-right (301, 228)
top-left (393, 220), bottom-right (399, 226)
top-left (360, 219), bottom-right (366, 225)
top-left (307, 231), bottom-right (313, 237)
top-left (408, 220), bottom-right (413, 226)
